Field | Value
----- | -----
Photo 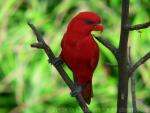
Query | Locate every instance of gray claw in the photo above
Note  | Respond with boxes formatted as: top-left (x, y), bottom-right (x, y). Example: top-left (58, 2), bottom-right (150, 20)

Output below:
top-left (70, 86), bottom-right (82, 97)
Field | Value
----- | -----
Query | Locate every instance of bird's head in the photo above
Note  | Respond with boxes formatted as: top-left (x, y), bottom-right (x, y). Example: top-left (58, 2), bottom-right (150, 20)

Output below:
top-left (67, 11), bottom-right (104, 35)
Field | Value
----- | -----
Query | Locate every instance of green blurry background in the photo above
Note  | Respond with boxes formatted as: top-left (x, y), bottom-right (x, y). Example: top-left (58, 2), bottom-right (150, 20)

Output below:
top-left (0, 0), bottom-right (149, 113)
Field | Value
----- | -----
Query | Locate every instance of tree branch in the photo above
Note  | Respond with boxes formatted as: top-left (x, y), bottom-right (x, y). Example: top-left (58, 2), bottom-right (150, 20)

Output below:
top-left (28, 22), bottom-right (91, 113)
top-left (127, 21), bottom-right (150, 31)
top-left (94, 36), bottom-right (118, 59)
top-left (129, 52), bottom-right (150, 76)
top-left (117, 0), bottom-right (130, 112)
top-left (130, 76), bottom-right (137, 113)
top-left (127, 47), bottom-right (137, 113)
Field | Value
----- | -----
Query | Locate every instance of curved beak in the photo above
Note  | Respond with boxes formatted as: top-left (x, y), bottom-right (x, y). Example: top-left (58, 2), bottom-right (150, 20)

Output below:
top-left (93, 24), bottom-right (104, 33)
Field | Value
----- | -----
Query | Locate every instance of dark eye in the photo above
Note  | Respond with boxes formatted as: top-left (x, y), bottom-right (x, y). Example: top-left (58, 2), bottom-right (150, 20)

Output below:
top-left (84, 19), bottom-right (95, 25)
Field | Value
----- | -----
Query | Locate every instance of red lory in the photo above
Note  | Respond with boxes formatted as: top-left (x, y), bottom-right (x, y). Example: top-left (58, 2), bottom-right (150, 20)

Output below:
top-left (59, 11), bottom-right (103, 104)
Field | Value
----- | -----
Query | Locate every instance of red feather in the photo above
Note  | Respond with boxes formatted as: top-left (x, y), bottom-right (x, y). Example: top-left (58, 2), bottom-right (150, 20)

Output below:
top-left (60, 12), bottom-right (103, 104)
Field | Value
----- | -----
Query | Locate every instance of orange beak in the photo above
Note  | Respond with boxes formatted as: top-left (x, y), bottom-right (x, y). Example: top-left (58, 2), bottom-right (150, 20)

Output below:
top-left (93, 24), bottom-right (104, 33)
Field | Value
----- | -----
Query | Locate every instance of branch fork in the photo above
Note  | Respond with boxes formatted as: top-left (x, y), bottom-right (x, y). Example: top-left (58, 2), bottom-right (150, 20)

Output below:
top-left (129, 52), bottom-right (150, 76)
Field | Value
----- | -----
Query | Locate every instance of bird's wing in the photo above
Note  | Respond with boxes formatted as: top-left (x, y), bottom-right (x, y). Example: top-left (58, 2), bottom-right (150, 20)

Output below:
top-left (90, 47), bottom-right (99, 72)
top-left (76, 37), bottom-right (99, 71)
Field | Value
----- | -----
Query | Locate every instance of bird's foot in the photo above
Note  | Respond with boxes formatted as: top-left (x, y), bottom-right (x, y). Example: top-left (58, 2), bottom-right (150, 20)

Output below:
top-left (70, 80), bottom-right (90, 97)
top-left (70, 86), bottom-right (82, 97)
top-left (48, 57), bottom-right (63, 66)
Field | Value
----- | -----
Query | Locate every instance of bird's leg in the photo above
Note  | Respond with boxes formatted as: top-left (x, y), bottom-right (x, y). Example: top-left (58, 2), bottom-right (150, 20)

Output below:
top-left (70, 76), bottom-right (90, 97)
top-left (70, 85), bottom-right (82, 97)
top-left (73, 74), bottom-right (78, 87)
top-left (70, 74), bottom-right (82, 96)
top-left (48, 57), bottom-right (63, 66)
top-left (82, 80), bottom-right (90, 90)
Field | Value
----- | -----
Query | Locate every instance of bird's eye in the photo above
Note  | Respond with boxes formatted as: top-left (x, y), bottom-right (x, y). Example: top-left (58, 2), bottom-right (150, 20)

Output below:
top-left (84, 19), bottom-right (95, 25)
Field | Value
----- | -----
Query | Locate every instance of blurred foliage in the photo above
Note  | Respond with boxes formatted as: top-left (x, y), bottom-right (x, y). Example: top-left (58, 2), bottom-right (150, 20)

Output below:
top-left (0, 0), bottom-right (150, 113)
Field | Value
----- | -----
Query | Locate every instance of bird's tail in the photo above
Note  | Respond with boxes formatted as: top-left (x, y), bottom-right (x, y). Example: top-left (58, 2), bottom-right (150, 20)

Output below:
top-left (81, 81), bottom-right (93, 104)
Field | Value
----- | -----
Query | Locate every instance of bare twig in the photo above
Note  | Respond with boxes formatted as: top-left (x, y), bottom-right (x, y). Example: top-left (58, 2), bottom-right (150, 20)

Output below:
top-left (127, 21), bottom-right (150, 31)
top-left (129, 52), bottom-right (150, 76)
top-left (94, 35), bottom-right (118, 59)
top-left (28, 22), bottom-right (91, 113)
top-left (127, 47), bottom-right (137, 113)
top-left (130, 76), bottom-right (137, 113)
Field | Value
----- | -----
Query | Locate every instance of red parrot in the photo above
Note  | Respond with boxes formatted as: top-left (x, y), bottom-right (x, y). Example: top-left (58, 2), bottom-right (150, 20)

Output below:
top-left (59, 12), bottom-right (103, 104)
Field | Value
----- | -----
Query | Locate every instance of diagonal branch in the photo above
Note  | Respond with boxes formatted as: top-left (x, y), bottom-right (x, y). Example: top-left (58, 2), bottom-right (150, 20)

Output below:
top-left (28, 22), bottom-right (91, 113)
top-left (127, 21), bottom-right (150, 31)
top-left (129, 52), bottom-right (150, 76)
top-left (94, 36), bottom-right (119, 60)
